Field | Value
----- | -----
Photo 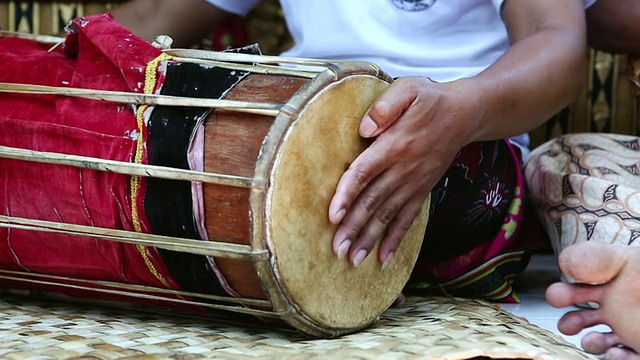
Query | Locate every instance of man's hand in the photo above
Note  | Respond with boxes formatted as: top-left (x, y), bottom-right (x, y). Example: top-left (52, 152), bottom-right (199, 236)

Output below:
top-left (328, 76), bottom-right (476, 267)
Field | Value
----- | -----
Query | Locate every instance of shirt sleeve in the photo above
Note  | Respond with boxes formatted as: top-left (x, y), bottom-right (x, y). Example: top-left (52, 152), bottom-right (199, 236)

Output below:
top-left (492, 0), bottom-right (505, 13)
top-left (204, 0), bottom-right (260, 16)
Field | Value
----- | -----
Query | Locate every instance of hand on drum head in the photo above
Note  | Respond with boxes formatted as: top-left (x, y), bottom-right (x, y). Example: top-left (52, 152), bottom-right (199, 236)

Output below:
top-left (546, 242), bottom-right (640, 359)
top-left (328, 76), bottom-right (474, 268)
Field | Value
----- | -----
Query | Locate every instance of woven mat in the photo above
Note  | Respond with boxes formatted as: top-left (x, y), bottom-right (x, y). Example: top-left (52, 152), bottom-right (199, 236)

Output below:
top-left (0, 294), bottom-right (595, 360)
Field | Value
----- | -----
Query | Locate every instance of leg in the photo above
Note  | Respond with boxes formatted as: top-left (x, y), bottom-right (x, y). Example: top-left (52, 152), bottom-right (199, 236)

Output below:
top-left (424, 140), bottom-right (517, 259)
top-left (546, 241), bottom-right (640, 359)
top-left (408, 140), bottom-right (536, 302)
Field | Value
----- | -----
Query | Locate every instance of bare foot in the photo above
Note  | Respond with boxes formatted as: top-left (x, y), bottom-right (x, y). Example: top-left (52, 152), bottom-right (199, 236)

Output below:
top-left (546, 241), bottom-right (640, 359)
top-left (392, 292), bottom-right (406, 308)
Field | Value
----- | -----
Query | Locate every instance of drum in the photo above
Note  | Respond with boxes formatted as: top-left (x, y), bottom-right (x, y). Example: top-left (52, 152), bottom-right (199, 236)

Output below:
top-left (0, 15), bottom-right (429, 337)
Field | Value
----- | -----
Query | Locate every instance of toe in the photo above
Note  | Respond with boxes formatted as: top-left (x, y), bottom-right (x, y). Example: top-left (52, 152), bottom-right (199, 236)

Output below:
top-left (604, 346), bottom-right (640, 360)
top-left (557, 309), bottom-right (607, 336)
top-left (546, 281), bottom-right (604, 308)
top-left (392, 293), bottom-right (406, 308)
top-left (558, 242), bottom-right (629, 284)
top-left (582, 331), bottom-right (620, 355)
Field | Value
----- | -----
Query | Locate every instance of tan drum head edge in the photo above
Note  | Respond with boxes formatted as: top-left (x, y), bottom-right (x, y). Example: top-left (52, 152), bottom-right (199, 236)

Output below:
top-left (265, 74), bottom-right (429, 336)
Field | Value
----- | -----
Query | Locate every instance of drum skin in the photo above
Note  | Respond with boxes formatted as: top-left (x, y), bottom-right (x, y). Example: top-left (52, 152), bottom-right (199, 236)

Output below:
top-left (267, 75), bottom-right (429, 330)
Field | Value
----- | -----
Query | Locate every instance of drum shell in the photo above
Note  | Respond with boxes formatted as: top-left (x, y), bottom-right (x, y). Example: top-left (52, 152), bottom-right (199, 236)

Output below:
top-left (201, 73), bottom-right (308, 301)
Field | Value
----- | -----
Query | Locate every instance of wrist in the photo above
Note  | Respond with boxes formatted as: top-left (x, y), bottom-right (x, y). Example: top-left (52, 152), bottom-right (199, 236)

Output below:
top-left (440, 77), bottom-right (487, 146)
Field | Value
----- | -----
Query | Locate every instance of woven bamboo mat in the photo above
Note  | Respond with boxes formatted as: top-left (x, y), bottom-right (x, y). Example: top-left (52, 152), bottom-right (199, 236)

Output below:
top-left (0, 294), bottom-right (595, 360)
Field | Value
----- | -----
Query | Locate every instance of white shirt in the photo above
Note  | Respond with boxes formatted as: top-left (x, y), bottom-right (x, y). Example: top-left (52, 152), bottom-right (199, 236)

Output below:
top-left (207, 0), bottom-right (596, 79)
top-left (210, 0), bottom-right (507, 81)
top-left (205, 0), bottom-right (597, 159)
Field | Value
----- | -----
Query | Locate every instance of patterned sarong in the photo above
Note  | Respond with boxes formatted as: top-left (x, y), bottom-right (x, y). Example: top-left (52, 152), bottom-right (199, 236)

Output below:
top-left (408, 139), bottom-right (538, 303)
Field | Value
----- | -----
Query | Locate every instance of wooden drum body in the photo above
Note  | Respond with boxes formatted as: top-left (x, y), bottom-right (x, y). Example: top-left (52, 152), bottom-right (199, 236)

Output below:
top-left (0, 15), bottom-right (429, 337)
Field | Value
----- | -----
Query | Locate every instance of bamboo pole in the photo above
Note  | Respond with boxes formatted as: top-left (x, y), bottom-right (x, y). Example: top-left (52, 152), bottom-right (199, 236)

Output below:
top-left (0, 215), bottom-right (267, 261)
top-left (0, 82), bottom-right (282, 116)
top-left (0, 145), bottom-right (257, 188)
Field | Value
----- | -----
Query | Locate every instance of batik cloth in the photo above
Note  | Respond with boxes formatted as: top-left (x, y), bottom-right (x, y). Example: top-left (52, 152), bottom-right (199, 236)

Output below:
top-left (525, 133), bottom-right (640, 283)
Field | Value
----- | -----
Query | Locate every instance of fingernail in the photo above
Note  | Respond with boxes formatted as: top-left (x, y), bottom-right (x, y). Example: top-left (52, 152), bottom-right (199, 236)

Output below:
top-left (333, 209), bottom-right (346, 223)
top-left (360, 115), bottom-right (378, 138)
top-left (353, 249), bottom-right (368, 268)
top-left (381, 252), bottom-right (394, 270)
top-left (337, 240), bottom-right (351, 260)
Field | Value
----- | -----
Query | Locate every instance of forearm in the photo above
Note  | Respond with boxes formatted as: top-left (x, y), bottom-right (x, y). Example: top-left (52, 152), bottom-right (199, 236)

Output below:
top-left (586, 0), bottom-right (640, 54)
top-left (465, 30), bottom-right (586, 143)
top-left (112, 0), bottom-right (231, 48)
top-left (460, 2), bottom-right (587, 144)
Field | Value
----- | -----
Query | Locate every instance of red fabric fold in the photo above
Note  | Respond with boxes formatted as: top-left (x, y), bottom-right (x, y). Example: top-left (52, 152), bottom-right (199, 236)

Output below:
top-left (0, 14), bottom-right (180, 292)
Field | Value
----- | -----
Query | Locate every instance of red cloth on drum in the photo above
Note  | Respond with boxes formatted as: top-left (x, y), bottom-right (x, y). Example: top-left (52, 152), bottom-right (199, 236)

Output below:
top-left (0, 15), bottom-right (181, 292)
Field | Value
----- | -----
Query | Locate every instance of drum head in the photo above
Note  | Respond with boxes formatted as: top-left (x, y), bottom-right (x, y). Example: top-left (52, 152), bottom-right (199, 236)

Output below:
top-left (267, 74), bottom-right (429, 333)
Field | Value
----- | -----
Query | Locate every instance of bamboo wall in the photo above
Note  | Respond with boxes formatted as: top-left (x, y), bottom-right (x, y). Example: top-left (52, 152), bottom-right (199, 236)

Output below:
top-left (0, 1), bottom-right (124, 36)
top-left (530, 51), bottom-right (639, 148)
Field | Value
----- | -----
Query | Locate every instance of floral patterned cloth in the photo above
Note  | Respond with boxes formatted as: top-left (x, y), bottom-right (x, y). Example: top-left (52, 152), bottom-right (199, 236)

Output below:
top-left (408, 139), bottom-right (536, 303)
